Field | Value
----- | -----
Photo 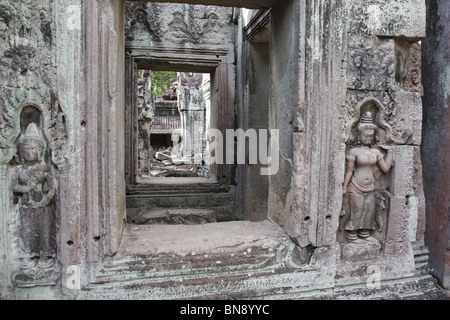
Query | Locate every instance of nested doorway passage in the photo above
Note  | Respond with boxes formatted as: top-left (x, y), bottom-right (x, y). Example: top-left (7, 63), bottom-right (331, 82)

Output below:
top-left (124, 32), bottom-right (238, 226)
top-left (123, 2), bottom-right (273, 228)
top-left (135, 70), bottom-right (212, 181)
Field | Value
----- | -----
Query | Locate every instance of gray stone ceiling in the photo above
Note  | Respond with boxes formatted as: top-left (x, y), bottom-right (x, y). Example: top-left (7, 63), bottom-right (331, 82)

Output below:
top-left (131, 0), bottom-right (277, 9)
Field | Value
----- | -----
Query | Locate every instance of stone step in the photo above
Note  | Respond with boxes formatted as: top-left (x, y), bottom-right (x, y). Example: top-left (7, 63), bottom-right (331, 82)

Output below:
top-left (83, 264), bottom-right (439, 300)
top-left (88, 221), bottom-right (294, 289)
top-left (414, 253), bottom-right (429, 264)
top-left (82, 266), bottom-right (315, 300)
top-left (80, 225), bottom-right (441, 300)
top-left (91, 252), bottom-right (280, 286)
top-left (413, 244), bottom-right (432, 274)
top-left (126, 179), bottom-right (235, 222)
top-left (127, 192), bottom-right (234, 207)
top-left (413, 244), bottom-right (430, 255)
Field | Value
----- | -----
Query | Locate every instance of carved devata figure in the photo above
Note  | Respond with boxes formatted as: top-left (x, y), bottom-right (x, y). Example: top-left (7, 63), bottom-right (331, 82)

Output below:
top-left (12, 123), bottom-right (57, 278)
top-left (341, 111), bottom-right (394, 242)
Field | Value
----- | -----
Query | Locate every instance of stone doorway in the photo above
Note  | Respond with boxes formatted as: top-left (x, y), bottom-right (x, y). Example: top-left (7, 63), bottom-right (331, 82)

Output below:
top-left (135, 70), bottom-right (211, 180)
top-left (124, 3), bottom-right (272, 226)
top-left (124, 2), bottom-right (246, 227)
top-left (0, 0), bottom-right (438, 300)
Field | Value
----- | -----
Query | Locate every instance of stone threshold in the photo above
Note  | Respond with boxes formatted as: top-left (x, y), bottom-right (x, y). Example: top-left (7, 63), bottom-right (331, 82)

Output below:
top-left (116, 220), bottom-right (289, 258)
top-left (77, 221), bottom-right (440, 300)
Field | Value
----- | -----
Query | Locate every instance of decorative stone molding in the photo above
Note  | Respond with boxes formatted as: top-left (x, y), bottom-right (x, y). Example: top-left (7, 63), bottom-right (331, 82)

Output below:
top-left (125, 2), bottom-right (234, 48)
top-left (404, 42), bottom-right (424, 96)
top-left (346, 35), bottom-right (395, 92)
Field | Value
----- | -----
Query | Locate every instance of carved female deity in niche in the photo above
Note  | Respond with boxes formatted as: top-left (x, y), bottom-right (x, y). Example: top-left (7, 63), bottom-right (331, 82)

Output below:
top-left (11, 123), bottom-right (56, 270)
top-left (341, 111), bottom-right (394, 242)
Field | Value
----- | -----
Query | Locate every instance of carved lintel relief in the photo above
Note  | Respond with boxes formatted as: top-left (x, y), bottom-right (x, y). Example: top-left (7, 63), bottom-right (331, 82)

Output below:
top-left (346, 0), bottom-right (425, 38)
top-left (125, 2), bottom-right (233, 47)
top-left (347, 0), bottom-right (407, 36)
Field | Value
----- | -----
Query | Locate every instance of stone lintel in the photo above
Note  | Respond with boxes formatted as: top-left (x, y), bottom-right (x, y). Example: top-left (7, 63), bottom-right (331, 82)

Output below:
top-left (131, 0), bottom-right (277, 10)
top-left (347, 0), bottom-right (426, 40)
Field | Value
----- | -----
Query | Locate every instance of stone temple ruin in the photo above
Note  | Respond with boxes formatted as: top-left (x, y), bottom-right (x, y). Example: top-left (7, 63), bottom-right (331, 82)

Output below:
top-left (0, 0), bottom-right (449, 300)
top-left (136, 70), bottom-right (210, 179)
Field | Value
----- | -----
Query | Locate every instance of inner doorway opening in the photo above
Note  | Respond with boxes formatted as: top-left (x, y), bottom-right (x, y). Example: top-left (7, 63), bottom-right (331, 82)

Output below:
top-left (123, 2), bottom-right (269, 228)
top-left (136, 70), bottom-right (211, 182)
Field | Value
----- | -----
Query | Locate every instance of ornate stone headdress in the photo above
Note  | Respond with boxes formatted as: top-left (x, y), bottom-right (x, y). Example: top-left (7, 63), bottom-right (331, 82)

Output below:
top-left (19, 123), bottom-right (45, 150)
top-left (357, 111), bottom-right (377, 132)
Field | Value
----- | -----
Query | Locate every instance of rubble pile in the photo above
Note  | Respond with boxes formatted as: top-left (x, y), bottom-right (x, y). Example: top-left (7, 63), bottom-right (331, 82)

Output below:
top-left (149, 147), bottom-right (200, 177)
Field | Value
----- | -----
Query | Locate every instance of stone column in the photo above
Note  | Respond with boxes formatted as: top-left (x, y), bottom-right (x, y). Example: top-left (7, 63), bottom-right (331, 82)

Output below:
top-left (137, 70), bottom-right (154, 175)
top-left (269, 0), bottom-right (346, 247)
top-left (201, 73), bottom-right (211, 176)
top-left (178, 72), bottom-right (206, 164)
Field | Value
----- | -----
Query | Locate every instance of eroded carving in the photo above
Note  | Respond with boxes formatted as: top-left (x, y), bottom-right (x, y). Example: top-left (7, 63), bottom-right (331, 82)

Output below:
top-left (341, 111), bottom-right (394, 243)
top-left (344, 34), bottom-right (424, 146)
top-left (405, 43), bottom-right (423, 96)
top-left (48, 90), bottom-right (68, 168)
top-left (347, 35), bottom-right (395, 91)
top-left (344, 90), bottom-right (423, 146)
top-left (0, 3), bottom-right (68, 290)
top-left (347, 0), bottom-right (410, 36)
top-left (125, 2), bottom-right (233, 46)
top-left (2, 29), bottom-right (38, 79)
top-left (12, 123), bottom-right (58, 286)
top-left (125, 3), bottom-right (165, 42)
top-left (0, 2), bottom-right (67, 168)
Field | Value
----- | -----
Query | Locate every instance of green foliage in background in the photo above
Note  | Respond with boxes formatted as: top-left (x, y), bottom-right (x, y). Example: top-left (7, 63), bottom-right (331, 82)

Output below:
top-left (139, 70), bottom-right (177, 98)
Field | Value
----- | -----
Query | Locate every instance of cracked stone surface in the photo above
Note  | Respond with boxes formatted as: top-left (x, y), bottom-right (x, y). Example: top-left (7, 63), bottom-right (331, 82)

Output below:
top-left (117, 220), bottom-right (289, 257)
